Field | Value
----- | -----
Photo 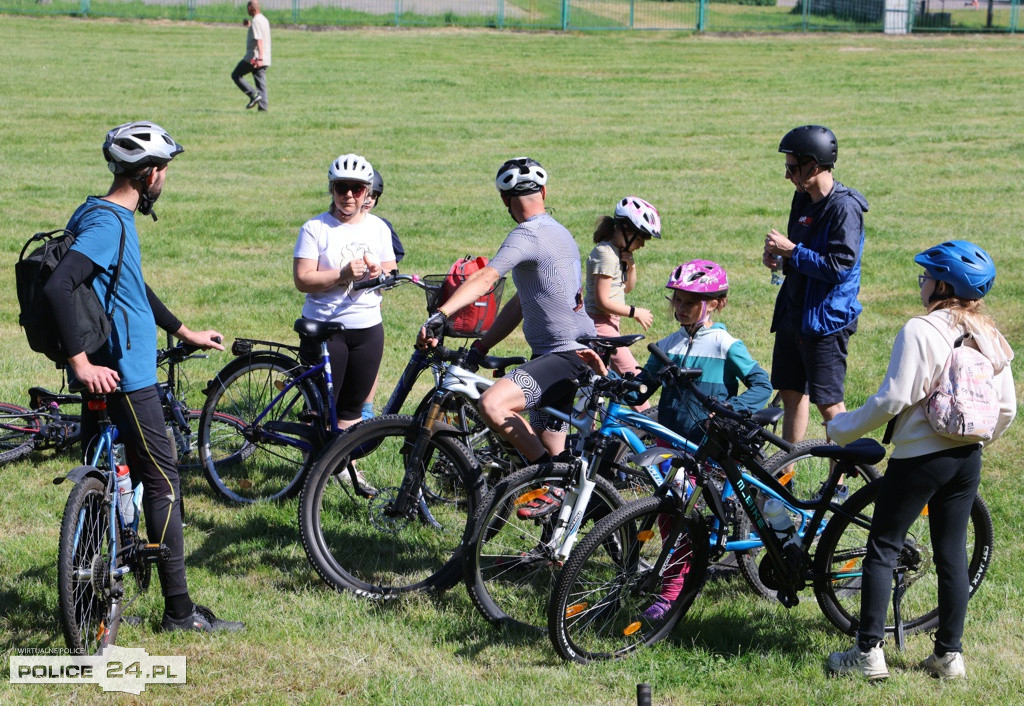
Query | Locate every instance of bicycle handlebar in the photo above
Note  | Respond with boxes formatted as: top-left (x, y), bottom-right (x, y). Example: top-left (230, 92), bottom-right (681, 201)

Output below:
top-left (646, 342), bottom-right (787, 448)
top-left (352, 270), bottom-right (426, 292)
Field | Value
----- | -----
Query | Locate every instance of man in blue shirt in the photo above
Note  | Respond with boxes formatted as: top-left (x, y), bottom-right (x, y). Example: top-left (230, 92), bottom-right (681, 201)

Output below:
top-left (763, 125), bottom-right (869, 446)
top-left (45, 121), bottom-right (243, 633)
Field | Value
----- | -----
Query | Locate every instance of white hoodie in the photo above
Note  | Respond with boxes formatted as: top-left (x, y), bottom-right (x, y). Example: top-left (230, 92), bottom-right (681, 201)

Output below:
top-left (828, 308), bottom-right (1016, 459)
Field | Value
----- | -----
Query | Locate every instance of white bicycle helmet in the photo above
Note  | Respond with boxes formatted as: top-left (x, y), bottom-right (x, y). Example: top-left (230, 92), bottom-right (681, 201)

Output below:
top-left (615, 196), bottom-right (661, 239)
top-left (103, 121), bottom-right (184, 176)
top-left (328, 153), bottom-right (374, 192)
top-left (495, 157), bottom-right (547, 195)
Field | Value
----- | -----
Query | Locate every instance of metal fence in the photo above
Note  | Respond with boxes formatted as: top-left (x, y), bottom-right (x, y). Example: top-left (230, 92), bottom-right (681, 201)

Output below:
top-left (3, 0), bottom-right (1019, 31)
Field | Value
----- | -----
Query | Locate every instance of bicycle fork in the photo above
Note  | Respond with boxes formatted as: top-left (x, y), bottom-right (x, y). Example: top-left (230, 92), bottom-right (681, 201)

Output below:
top-left (385, 394), bottom-right (446, 527)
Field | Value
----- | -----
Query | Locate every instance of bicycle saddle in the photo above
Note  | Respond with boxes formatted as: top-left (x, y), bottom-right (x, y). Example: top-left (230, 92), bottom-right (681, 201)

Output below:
top-left (28, 386), bottom-right (82, 407)
top-left (807, 437), bottom-right (886, 465)
top-left (577, 334), bottom-right (645, 352)
top-left (294, 318), bottom-right (346, 342)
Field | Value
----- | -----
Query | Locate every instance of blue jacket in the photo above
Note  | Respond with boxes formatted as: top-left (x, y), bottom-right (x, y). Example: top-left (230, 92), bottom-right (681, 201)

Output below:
top-left (771, 181), bottom-right (868, 337)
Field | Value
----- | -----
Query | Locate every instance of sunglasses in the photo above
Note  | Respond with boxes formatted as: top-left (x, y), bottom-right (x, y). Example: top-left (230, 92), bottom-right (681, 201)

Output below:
top-left (784, 159), bottom-right (813, 177)
top-left (333, 182), bottom-right (368, 196)
top-left (918, 274), bottom-right (934, 287)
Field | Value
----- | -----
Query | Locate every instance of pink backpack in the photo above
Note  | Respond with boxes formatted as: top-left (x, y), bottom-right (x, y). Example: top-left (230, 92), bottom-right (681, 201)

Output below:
top-left (920, 316), bottom-right (999, 443)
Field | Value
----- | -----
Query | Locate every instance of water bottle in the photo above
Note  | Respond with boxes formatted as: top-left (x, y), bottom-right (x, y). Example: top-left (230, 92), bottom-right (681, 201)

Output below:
top-left (116, 464), bottom-right (135, 526)
top-left (769, 255), bottom-right (784, 286)
top-left (763, 497), bottom-right (795, 546)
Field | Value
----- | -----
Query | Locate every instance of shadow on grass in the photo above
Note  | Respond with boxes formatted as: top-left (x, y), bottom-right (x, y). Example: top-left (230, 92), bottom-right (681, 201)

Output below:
top-left (1, 564), bottom-right (65, 653)
top-left (182, 512), bottom-right (313, 591)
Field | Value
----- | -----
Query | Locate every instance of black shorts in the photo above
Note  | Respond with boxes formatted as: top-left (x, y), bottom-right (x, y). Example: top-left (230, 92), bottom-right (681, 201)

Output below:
top-left (771, 325), bottom-right (853, 406)
top-left (504, 350), bottom-right (590, 433)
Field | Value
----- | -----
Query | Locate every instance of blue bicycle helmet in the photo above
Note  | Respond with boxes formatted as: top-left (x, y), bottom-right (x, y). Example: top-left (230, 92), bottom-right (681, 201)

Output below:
top-left (914, 240), bottom-right (995, 299)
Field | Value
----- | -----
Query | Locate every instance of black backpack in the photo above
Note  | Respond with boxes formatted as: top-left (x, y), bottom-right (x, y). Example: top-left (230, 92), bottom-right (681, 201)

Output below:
top-left (16, 204), bottom-right (127, 364)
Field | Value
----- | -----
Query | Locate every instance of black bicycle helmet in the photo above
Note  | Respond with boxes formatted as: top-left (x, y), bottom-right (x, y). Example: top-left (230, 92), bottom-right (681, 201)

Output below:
top-left (778, 125), bottom-right (837, 168)
top-left (371, 170), bottom-right (384, 198)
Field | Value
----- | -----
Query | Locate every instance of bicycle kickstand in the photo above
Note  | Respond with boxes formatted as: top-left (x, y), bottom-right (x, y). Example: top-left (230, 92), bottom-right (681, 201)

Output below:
top-left (892, 567), bottom-right (908, 652)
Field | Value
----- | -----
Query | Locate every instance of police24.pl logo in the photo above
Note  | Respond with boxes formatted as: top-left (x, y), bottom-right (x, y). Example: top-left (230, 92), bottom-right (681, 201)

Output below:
top-left (10, 644), bottom-right (186, 694)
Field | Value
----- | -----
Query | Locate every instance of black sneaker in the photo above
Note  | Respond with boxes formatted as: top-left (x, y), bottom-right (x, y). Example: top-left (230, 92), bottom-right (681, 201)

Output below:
top-left (246, 94), bottom-right (261, 109)
top-left (161, 604), bottom-right (245, 633)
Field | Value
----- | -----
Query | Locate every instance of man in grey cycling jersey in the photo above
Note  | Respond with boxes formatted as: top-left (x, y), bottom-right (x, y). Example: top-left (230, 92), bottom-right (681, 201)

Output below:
top-left (418, 157), bottom-right (598, 471)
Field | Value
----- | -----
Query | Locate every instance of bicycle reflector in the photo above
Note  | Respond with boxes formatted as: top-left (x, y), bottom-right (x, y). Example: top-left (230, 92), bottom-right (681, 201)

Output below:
top-left (565, 603), bottom-right (588, 618)
top-left (87, 399), bottom-right (107, 411)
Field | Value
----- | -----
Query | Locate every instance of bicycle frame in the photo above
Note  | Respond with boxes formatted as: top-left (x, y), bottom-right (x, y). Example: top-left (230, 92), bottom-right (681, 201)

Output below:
top-left (244, 338), bottom-right (339, 453)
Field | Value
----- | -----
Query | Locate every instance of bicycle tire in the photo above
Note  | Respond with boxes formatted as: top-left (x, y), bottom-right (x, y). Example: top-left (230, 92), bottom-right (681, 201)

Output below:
top-left (198, 353), bottom-right (319, 504)
top-left (299, 414), bottom-right (482, 598)
top-left (463, 462), bottom-right (624, 631)
top-left (174, 410), bottom-right (249, 472)
top-left (812, 480), bottom-right (993, 637)
top-left (57, 474), bottom-right (123, 655)
top-left (733, 439), bottom-right (880, 600)
top-left (0, 402), bottom-right (40, 465)
top-left (548, 495), bottom-right (709, 664)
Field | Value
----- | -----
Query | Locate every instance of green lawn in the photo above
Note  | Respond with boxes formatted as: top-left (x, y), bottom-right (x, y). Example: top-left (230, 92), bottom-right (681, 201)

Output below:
top-left (1, 16), bottom-right (1023, 704)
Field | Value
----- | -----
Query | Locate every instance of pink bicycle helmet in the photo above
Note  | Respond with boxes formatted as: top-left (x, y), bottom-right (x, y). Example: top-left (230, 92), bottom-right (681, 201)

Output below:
top-left (615, 196), bottom-right (661, 239)
top-left (666, 259), bottom-right (729, 296)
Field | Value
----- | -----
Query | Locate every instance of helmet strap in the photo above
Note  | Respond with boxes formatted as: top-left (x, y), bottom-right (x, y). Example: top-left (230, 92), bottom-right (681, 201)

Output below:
top-left (684, 300), bottom-right (709, 336)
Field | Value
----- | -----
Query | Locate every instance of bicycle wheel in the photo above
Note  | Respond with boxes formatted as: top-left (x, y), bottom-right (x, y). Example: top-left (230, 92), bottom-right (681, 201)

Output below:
top-left (813, 480), bottom-right (993, 637)
top-left (463, 462), bottom-right (624, 631)
top-left (299, 414), bottom-right (482, 597)
top-left (734, 439), bottom-right (880, 600)
top-left (0, 402), bottom-right (40, 465)
top-left (57, 475), bottom-right (122, 655)
top-left (549, 495), bottom-right (709, 664)
top-left (199, 354), bottom-right (319, 503)
top-left (174, 410), bottom-right (248, 472)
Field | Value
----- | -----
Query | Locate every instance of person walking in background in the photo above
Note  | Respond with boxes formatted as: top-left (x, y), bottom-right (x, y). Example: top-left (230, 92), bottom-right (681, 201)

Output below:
top-left (763, 125), bottom-right (868, 446)
top-left (584, 196), bottom-right (660, 412)
top-left (825, 241), bottom-right (1015, 680)
top-left (231, 0), bottom-right (271, 111)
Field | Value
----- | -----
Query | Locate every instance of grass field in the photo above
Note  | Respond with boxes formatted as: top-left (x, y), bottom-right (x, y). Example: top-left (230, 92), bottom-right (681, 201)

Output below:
top-left (1, 16), bottom-right (1023, 704)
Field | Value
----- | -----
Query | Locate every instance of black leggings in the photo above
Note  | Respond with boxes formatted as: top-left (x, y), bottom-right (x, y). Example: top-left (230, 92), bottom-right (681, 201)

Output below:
top-left (80, 385), bottom-right (188, 598)
top-left (299, 323), bottom-right (385, 423)
top-left (857, 443), bottom-right (982, 654)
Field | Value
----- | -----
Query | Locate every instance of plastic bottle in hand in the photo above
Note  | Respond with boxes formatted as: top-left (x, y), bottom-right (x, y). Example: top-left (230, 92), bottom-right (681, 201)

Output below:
top-left (769, 255), bottom-right (784, 286)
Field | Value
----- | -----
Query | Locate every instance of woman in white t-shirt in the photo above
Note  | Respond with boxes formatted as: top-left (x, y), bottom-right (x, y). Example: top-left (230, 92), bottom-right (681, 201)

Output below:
top-left (584, 197), bottom-right (661, 410)
top-left (293, 153), bottom-right (397, 431)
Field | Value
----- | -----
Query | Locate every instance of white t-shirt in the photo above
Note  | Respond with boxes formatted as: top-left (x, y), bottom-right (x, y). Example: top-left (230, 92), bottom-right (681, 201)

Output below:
top-left (293, 211), bottom-right (396, 329)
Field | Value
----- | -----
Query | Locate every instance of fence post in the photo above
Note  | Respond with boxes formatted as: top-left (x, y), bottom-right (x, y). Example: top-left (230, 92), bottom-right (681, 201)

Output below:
top-left (561, 0), bottom-right (569, 29)
top-left (629, 0), bottom-right (634, 28)
top-left (80, 0), bottom-right (89, 15)
top-left (498, 0), bottom-right (504, 28)
top-left (1010, 0), bottom-right (1018, 31)
top-left (395, 0), bottom-right (401, 27)
top-left (697, 0), bottom-right (706, 30)
top-left (292, 0), bottom-right (298, 23)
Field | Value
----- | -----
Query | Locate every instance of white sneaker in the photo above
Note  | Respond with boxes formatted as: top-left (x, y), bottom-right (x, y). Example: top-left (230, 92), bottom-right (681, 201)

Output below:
top-left (920, 651), bottom-right (966, 679)
top-left (337, 463), bottom-right (377, 496)
top-left (828, 643), bottom-right (889, 679)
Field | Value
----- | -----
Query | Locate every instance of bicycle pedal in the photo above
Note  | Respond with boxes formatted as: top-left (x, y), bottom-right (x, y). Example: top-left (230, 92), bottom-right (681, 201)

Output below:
top-left (139, 543), bottom-right (171, 563)
top-left (297, 410), bottom-right (320, 423)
